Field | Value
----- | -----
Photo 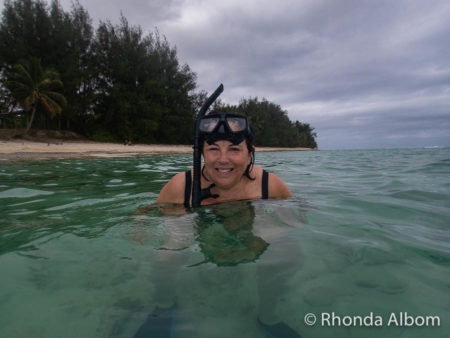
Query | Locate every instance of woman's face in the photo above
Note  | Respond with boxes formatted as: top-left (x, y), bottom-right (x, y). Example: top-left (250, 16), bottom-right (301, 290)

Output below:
top-left (202, 140), bottom-right (251, 189)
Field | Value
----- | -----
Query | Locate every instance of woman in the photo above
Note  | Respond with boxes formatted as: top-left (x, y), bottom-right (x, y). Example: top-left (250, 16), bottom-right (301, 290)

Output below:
top-left (137, 113), bottom-right (300, 337)
top-left (157, 112), bottom-right (292, 206)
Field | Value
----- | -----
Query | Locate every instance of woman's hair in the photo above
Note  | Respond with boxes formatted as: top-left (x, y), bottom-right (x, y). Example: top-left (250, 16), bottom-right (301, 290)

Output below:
top-left (244, 141), bottom-right (256, 180)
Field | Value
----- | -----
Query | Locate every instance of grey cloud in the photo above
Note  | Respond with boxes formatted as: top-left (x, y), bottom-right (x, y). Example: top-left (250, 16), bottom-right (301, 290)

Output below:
top-left (59, 0), bottom-right (183, 25)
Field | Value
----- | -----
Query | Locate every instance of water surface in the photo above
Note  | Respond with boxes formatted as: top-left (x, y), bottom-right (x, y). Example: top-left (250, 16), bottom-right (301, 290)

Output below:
top-left (1, 148), bottom-right (449, 337)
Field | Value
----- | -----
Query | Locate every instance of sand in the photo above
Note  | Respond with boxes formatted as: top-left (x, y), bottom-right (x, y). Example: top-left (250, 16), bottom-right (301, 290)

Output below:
top-left (0, 139), bottom-right (312, 161)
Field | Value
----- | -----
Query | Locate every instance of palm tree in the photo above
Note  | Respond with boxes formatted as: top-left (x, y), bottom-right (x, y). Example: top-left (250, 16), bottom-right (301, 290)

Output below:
top-left (5, 57), bottom-right (67, 134)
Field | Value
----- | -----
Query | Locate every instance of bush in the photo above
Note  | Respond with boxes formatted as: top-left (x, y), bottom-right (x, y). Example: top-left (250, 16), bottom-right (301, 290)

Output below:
top-left (91, 130), bottom-right (117, 143)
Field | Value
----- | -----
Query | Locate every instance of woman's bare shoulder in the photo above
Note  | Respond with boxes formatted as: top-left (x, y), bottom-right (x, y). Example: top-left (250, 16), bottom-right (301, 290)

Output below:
top-left (251, 165), bottom-right (292, 199)
top-left (156, 171), bottom-right (188, 204)
top-left (266, 170), bottom-right (293, 199)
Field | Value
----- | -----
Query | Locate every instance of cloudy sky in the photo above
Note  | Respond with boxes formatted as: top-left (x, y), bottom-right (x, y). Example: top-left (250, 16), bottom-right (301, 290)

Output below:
top-left (5, 0), bottom-right (450, 149)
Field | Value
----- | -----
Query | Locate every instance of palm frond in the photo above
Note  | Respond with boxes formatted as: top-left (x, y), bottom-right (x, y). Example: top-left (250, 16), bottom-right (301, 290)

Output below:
top-left (4, 57), bottom-right (67, 128)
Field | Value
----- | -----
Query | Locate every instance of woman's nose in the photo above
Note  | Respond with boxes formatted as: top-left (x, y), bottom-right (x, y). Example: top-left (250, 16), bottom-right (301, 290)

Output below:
top-left (217, 150), bottom-right (229, 163)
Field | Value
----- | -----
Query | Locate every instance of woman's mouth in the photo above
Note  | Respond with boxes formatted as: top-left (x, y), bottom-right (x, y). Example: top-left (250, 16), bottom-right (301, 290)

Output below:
top-left (216, 168), bottom-right (233, 174)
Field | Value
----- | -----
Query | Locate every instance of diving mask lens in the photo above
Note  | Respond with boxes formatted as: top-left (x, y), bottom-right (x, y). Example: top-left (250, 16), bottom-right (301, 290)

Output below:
top-left (199, 114), bottom-right (247, 134)
top-left (226, 116), bottom-right (247, 132)
top-left (199, 117), bottom-right (220, 132)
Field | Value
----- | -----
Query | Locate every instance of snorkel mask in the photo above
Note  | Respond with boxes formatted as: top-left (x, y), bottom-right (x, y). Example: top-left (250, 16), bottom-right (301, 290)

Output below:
top-left (199, 113), bottom-right (253, 146)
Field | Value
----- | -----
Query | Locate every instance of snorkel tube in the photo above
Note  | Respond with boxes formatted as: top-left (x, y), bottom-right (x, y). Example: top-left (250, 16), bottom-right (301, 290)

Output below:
top-left (192, 84), bottom-right (224, 208)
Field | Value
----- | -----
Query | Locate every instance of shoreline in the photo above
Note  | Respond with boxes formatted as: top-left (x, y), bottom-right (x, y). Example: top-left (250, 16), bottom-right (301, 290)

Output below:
top-left (0, 139), bottom-right (313, 162)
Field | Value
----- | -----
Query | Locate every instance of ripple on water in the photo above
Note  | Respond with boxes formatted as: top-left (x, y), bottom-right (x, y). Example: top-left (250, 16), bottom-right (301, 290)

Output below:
top-left (109, 179), bottom-right (122, 183)
top-left (10, 199), bottom-right (45, 207)
top-left (45, 198), bottom-right (116, 211)
top-left (136, 164), bottom-right (152, 169)
top-left (0, 188), bottom-right (54, 199)
top-left (9, 210), bottom-right (37, 216)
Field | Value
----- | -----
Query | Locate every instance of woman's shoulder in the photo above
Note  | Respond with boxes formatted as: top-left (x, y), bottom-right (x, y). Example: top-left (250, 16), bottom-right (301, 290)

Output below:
top-left (254, 165), bottom-right (292, 199)
top-left (156, 170), bottom-right (188, 204)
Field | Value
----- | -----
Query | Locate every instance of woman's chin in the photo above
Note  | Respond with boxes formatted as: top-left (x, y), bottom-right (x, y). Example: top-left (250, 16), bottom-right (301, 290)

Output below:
top-left (212, 173), bottom-right (240, 188)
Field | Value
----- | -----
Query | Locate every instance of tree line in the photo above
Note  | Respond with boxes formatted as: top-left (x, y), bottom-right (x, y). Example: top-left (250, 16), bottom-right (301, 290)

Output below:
top-left (211, 97), bottom-right (317, 148)
top-left (0, 0), bottom-right (317, 148)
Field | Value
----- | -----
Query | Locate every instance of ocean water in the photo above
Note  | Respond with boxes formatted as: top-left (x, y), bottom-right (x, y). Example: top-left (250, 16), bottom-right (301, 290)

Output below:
top-left (0, 148), bottom-right (449, 338)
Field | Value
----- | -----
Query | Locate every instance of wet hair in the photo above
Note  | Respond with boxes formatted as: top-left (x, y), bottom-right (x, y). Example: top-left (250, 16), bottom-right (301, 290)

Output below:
top-left (244, 141), bottom-right (256, 180)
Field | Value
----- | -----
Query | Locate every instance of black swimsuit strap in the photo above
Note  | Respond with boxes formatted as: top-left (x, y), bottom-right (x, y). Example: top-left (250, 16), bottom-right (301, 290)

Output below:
top-left (184, 170), bottom-right (191, 208)
top-left (262, 169), bottom-right (269, 199)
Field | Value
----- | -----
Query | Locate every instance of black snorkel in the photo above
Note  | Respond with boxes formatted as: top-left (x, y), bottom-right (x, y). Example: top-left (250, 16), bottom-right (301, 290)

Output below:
top-left (192, 84), bottom-right (224, 208)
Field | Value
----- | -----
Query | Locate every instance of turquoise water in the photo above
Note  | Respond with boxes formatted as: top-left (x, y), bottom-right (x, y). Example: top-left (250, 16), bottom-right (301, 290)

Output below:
top-left (0, 148), bottom-right (449, 338)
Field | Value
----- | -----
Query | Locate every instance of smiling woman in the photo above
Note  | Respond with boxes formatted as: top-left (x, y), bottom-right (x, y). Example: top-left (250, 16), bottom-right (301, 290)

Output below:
top-left (156, 112), bottom-right (292, 207)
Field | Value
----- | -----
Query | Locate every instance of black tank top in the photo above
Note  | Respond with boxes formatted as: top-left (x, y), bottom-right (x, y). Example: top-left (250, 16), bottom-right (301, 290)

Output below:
top-left (184, 169), bottom-right (269, 208)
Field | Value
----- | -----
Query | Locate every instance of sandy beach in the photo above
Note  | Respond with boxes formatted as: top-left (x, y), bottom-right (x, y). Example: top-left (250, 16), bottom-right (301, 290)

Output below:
top-left (0, 139), bottom-right (312, 161)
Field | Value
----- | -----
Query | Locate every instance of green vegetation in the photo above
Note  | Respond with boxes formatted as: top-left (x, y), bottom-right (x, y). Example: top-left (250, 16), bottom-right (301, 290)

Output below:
top-left (0, 0), bottom-right (317, 148)
top-left (212, 97), bottom-right (317, 148)
top-left (5, 57), bottom-right (67, 134)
